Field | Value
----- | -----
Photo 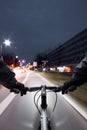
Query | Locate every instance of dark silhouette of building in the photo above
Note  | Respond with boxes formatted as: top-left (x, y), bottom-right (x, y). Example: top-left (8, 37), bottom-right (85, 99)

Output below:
top-left (46, 29), bottom-right (87, 68)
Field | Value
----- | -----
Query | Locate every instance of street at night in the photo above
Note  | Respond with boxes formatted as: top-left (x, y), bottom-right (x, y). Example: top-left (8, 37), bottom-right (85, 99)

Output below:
top-left (0, 70), bottom-right (87, 130)
top-left (0, 1), bottom-right (87, 130)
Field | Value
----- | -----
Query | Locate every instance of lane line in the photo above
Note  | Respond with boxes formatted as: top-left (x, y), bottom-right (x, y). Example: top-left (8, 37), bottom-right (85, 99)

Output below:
top-left (0, 93), bottom-right (16, 116)
top-left (62, 95), bottom-right (87, 120)
top-left (0, 72), bottom-right (29, 116)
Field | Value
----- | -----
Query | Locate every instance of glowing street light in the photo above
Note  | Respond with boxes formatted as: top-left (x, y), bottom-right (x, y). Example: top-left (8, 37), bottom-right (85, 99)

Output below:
top-left (0, 39), bottom-right (12, 58)
top-left (3, 39), bottom-right (12, 46)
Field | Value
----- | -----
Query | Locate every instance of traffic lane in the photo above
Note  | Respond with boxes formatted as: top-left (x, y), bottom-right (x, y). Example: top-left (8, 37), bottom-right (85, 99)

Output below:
top-left (15, 71), bottom-right (27, 82)
top-left (0, 71), bottom-right (87, 130)
top-left (0, 91), bottom-right (87, 130)
top-left (0, 88), bottom-right (62, 130)
top-left (0, 93), bottom-right (40, 130)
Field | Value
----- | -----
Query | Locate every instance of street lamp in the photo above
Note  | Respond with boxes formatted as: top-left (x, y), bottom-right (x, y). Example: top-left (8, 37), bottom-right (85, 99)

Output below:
top-left (1, 39), bottom-right (12, 54)
top-left (0, 39), bottom-right (12, 59)
top-left (3, 39), bottom-right (12, 47)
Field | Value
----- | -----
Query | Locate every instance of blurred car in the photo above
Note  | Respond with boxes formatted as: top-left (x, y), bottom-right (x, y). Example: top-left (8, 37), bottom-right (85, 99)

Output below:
top-left (13, 66), bottom-right (26, 74)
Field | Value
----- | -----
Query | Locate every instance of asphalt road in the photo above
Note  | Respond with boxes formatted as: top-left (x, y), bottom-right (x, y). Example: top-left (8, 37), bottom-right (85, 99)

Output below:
top-left (0, 70), bottom-right (87, 130)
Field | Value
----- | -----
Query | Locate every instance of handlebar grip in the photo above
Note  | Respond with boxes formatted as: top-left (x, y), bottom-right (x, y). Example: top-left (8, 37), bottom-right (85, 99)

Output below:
top-left (46, 86), bottom-right (62, 92)
top-left (55, 86), bottom-right (62, 92)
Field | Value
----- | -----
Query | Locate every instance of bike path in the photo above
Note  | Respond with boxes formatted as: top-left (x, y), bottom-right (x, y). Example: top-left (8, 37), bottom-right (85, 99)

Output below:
top-left (0, 71), bottom-right (87, 120)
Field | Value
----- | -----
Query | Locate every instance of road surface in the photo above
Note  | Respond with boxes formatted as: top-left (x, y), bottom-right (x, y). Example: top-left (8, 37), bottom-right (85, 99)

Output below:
top-left (0, 70), bottom-right (87, 130)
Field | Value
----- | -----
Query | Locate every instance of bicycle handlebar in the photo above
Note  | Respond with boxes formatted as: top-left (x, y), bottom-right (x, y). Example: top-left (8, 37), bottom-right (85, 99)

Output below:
top-left (27, 85), bottom-right (62, 92)
top-left (10, 85), bottom-right (62, 96)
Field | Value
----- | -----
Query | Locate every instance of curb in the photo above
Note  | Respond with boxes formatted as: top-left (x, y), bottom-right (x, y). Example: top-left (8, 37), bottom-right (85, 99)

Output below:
top-left (62, 94), bottom-right (87, 120)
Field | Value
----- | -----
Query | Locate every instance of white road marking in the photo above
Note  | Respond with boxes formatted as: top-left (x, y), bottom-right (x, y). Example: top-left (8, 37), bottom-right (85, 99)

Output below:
top-left (62, 94), bottom-right (87, 120)
top-left (0, 72), bottom-right (29, 116)
top-left (0, 93), bottom-right (16, 116)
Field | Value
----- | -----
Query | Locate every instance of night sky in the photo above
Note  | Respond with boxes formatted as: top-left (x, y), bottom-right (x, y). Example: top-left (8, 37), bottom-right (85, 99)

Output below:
top-left (0, 0), bottom-right (87, 63)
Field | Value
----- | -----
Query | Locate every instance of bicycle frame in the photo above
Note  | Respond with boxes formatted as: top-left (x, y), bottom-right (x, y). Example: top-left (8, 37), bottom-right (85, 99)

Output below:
top-left (41, 109), bottom-right (48, 130)
top-left (40, 85), bottom-right (48, 130)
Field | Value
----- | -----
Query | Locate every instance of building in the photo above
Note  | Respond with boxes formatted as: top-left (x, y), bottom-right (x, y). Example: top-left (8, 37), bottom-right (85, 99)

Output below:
top-left (46, 29), bottom-right (87, 69)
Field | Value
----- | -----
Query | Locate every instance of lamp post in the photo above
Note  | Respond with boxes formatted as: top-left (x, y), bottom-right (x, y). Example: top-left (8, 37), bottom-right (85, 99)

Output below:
top-left (0, 39), bottom-right (12, 59)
